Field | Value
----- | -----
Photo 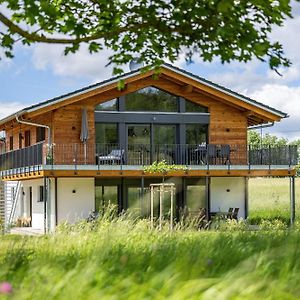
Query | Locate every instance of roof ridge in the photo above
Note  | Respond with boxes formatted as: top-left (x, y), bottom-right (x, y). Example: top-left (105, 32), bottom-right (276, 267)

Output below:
top-left (0, 63), bottom-right (288, 126)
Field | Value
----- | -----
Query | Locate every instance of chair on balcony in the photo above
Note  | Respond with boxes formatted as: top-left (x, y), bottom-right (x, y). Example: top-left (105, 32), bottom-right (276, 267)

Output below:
top-left (207, 144), bottom-right (217, 164)
top-left (98, 149), bottom-right (125, 165)
top-left (220, 144), bottom-right (231, 164)
top-left (194, 145), bottom-right (207, 164)
top-left (231, 208), bottom-right (239, 220)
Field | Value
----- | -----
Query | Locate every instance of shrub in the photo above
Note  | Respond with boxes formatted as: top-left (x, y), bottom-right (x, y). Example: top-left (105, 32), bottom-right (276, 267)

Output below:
top-left (259, 219), bottom-right (288, 231)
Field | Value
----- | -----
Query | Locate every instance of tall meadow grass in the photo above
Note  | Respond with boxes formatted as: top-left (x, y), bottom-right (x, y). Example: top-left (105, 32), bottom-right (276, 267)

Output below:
top-left (1, 209), bottom-right (300, 299)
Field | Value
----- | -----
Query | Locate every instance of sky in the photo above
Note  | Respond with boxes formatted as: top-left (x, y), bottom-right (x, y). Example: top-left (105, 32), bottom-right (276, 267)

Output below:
top-left (0, 3), bottom-right (300, 141)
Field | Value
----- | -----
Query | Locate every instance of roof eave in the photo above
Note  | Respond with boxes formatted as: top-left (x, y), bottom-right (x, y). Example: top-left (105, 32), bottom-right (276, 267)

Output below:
top-left (161, 64), bottom-right (287, 119)
top-left (0, 63), bottom-right (288, 127)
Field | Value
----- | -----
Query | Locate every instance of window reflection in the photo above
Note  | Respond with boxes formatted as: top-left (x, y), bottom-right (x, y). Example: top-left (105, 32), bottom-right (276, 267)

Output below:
top-left (95, 123), bottom-right (118, 144)
top-left (95, 98), bottom-right (118, 111)
top-left (125, 87), bottom-right (178, 112)
top-left (185, 100), bottom-right (208, 113)
top-left (186, 124), bottom-right (207, 145)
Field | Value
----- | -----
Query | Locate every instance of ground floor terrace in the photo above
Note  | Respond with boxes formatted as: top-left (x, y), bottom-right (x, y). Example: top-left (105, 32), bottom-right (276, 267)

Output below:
top-left (5, 170), bottom-right (296, 232)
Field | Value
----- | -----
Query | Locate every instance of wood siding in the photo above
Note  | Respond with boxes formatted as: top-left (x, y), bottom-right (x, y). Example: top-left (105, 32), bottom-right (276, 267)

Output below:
top-left (2, 76), bottom-right (250, 166)
top-left (5, 112), bottom-right (53, 153)
top-left (52, 103), bottom-right (95, 164)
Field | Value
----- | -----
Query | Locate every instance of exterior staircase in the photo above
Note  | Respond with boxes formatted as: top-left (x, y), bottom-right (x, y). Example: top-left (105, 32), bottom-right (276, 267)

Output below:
top-left (0, 180), bottom-right (5, 227)
top-left (4, 181), bottom-right (21, 229)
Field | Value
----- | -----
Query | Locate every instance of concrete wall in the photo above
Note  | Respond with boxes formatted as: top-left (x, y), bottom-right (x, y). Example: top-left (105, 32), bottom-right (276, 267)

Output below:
top-left (210, 177), bottom-right (246, 219)
top-left (19, 177), bottom-right (94, 229)
top-left (57, 178), bottom-right (95, 224)
top-left (22, 179), bottom-right (44, 229)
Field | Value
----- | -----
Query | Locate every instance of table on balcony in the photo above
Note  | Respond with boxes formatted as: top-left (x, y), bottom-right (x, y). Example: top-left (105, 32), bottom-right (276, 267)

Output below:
top-left (193, 144), bottom-right (231, 165)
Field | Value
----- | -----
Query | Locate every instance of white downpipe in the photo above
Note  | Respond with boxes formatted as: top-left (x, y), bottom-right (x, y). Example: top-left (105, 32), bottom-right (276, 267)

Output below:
top-left (15, 114), bottom-right (51, 146)
top-left (15, 114), bottom-right (52, 233)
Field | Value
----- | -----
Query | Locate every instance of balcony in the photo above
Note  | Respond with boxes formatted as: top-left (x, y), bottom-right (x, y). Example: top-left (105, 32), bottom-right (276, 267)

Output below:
top-left (0, 143), bottom-right (298, 176)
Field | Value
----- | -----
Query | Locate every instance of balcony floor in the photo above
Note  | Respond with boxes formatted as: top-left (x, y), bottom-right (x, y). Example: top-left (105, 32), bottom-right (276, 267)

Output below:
top-left (0, 164), bottom-right (296, 181)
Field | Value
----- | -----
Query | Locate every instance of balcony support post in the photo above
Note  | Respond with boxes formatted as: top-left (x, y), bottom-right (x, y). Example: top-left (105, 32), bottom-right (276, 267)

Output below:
top-left (290, 176), bottom-right (296, 226)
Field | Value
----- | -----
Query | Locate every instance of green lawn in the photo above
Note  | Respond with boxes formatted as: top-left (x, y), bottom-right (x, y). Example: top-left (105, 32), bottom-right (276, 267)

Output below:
top-left (248, 177), bottom-right (299, 224)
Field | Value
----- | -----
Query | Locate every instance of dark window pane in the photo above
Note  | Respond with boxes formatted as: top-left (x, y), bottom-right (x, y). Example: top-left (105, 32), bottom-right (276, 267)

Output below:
top-left (19, 133), bottom-right (22, 149)
top-left (186, 179), bottom-right (206, 213)
top-left (186, 124), bottom-right (208, 145)
top-left (95, 98), bottom-right (118, 111)
top-left (125, 87), bottom-right (178, 112)
top-left (38, 186), bottom-right (44, 202)
top-left (185, 100), bottom-right (208, 113)
top-left (25, 130), bottom-right (31, 147)
top-left (9, 136), bottom-right (13, 151)
top-left (95, 186), bottom-right (118, 212)
top-left (95, 123), bottom-right (118, 145)
top-left (154, 125), bottom-right (176, 145)
top-left (153, 125), bottom-right (177, 163)
top-left (36, 127), bottom-right (46, 143)
top-left (127, 125), bottom-right (151, 165)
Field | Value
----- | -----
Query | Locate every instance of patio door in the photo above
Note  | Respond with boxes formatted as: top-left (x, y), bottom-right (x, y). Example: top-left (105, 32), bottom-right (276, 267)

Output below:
top-left (127, 124), bottom-right (151, 164)
top-left (153, 124), bottom-right (176, 164)
top-left (127, 124), bottom-right (177, 165)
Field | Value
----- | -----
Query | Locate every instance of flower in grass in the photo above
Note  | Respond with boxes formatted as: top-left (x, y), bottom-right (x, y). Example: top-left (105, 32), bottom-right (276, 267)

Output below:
top-left (0, 282), bottom-right (13, 294)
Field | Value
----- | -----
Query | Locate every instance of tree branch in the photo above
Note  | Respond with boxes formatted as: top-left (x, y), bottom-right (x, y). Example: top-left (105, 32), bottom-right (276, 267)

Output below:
top-left (0, 11), bottom-right (151, 44)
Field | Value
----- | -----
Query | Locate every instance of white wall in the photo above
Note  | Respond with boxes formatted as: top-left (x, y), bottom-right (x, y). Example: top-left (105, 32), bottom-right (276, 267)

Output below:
top-left (22, 179), bottom-right (44, 229)
top-left (210, 177), bottom-right (246, 219)
top-left (57, 178), bottom-right (95, 224)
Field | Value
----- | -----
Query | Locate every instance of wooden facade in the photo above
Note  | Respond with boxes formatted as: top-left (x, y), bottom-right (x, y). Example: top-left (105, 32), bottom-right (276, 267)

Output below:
top-left (0, 65), bottom-right (289, 172)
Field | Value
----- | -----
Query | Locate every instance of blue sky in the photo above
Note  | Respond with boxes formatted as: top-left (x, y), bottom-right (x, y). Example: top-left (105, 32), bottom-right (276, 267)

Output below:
top-left (1, 3), bottom-right (300, 141)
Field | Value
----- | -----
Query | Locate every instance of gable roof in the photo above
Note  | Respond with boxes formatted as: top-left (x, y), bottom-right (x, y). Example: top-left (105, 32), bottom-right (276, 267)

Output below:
top-left (0, 63), bottom-right (288, 127)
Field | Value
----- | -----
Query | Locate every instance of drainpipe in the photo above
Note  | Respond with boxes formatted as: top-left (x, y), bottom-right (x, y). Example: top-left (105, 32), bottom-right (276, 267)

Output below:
top-left (15, 114), bottom-right (51, 146)
top-left (15, 114), bottom-right (52, 233)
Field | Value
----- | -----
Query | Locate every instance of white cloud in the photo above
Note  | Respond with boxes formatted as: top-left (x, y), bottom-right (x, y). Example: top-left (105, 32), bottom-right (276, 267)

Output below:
top-left (32, 44), bottom-right (116, 82)
top-left (0, 102), bottom-right (24, 119)
top-left (247, 84), bottom-right (300, 140)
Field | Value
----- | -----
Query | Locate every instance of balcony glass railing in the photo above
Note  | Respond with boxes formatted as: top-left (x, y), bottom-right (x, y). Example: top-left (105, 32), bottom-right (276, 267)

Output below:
top-left (0, 143), bottom-right (298, 171)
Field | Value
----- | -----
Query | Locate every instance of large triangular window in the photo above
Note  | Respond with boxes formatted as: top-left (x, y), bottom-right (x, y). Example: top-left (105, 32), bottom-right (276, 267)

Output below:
top-left (125, 87), bottom-right (178, 112)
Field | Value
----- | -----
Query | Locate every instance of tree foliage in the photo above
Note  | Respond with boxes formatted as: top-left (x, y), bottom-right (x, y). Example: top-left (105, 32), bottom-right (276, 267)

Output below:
top-left (143, 160), bottom-right (188, 174)
top-left (248, 130), bottom-right (289, 148)
top-left (0, 0), bottom-right (298, 74)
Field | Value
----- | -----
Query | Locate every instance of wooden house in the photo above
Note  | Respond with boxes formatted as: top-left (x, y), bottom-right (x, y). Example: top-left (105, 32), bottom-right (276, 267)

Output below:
top-left (0, 64), bottom-right (297, 231)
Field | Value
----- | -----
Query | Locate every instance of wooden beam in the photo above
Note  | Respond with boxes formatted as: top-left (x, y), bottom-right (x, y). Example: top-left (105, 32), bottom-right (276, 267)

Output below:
top-left (1, 167), bottom-right (295, 181)
top-left (181, 84), bottom-right (193, 93)
top-left (37, 168), bottom-right (296, 178)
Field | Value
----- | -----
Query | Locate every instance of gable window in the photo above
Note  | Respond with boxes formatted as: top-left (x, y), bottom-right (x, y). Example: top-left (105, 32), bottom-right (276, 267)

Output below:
top-left (125, 87), bottom-right (178, 112)
top-left (95, 98), bottom-right (118, 111)
top-left (185, 100), bottom-right (208, 113)
top-left (36, 127), bottom-right (46, 143)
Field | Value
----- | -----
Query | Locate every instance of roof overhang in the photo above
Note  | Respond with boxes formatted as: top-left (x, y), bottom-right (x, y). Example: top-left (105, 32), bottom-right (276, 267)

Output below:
top-left (0, 64), bottom-right (288, 129)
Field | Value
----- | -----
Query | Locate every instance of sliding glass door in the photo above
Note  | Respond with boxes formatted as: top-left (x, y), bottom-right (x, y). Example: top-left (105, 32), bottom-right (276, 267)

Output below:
top-left (127, 124), bottom-right (177, 164)
top-left (153, 125), bottom-right (177, 163)
top-left (127, 125), bottom-right (151, 164)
